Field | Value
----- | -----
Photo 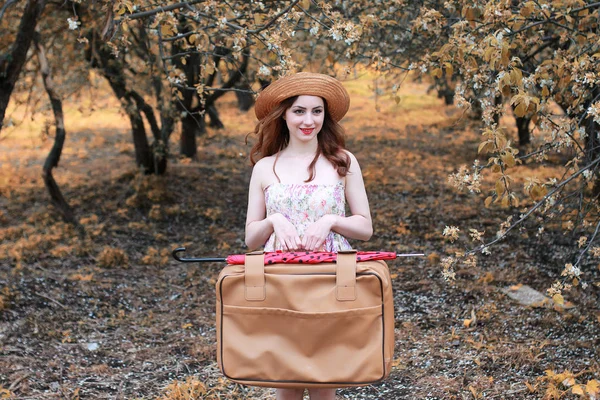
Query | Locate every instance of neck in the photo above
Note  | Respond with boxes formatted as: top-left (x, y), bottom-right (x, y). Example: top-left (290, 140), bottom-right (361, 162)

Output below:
top-left (284, 137), bottom-right (319, 157)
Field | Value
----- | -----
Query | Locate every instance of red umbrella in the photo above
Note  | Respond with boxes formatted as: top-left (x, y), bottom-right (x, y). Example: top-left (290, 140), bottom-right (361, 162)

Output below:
top-left (172, 248), bottom-right (424, 264)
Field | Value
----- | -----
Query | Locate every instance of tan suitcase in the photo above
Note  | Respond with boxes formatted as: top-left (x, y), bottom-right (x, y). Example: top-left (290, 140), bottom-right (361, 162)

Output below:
top-left (215, 250), bottom-right (395, 388)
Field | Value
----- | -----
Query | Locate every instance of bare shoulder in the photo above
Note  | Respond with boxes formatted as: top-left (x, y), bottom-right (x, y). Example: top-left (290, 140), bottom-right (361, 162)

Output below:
top-left (342, 149), bottom-right (361, 172)
top-left (254, 155), bottom-right (276, 172)
top-left (251, 155), bottom-right (276, 188)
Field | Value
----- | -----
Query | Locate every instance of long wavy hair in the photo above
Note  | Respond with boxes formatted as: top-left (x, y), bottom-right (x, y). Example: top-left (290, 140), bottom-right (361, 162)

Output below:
top-left (248, 96), bottom-right (350, 182)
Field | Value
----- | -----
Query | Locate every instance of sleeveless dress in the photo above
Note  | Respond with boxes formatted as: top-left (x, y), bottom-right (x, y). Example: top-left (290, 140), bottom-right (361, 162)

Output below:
top-left (263, 182), bottom-right (352, 252)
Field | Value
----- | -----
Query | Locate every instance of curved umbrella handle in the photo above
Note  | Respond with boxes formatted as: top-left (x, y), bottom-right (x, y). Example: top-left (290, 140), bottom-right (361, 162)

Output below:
top-left (172, 247), bottom-right (227, 263)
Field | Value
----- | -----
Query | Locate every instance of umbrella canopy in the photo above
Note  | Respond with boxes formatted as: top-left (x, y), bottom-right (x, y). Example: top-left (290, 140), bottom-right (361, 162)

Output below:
top-left (225, 251), bottom-right (397, 265)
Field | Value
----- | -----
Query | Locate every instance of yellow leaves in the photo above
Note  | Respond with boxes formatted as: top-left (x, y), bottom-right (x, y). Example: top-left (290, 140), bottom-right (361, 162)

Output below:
top-left (501, 152), bottom-right (516, 168)
top-left (552, 293), bottom-right (564, 305)
top-left (113, 1), bottom-right (134, 16)
top-left (468, 385), bottom-right (481, 398)
top-left (141, 247), bottom-right (170, 266)
top-left (161, 24), bottom-right (176, 37)
top-left (159, 377), bottom-right (207, 400)
top-left (587, 379), bottom-right (600, 397)
top-left (431, 68), bottom-right (443, 79)
top-left (478, 140), bottom-right (494, 154)
top-left (529, 184), bottom-right (547, 201)
top-left (0, 387), bottom-right (15, 399)
top-left (462, 6), bottom-right (481, 27)
top-left (253, 13), bottom-right (264, 26)
top-left (62, 330), bottom-right (73, 343)
top-left (511, 91), bottom-right (539, 117)
top-left (540, 370), bottom-right (600, 399)
top-left (495, 179), bottom-right (506, 197)
top-left (524, 178), bottom-right (548, 201)
top-left (477, 272), bottom-right (495, 284)
top-left (300, 0), bottom-right (311, 9)
top-left (98, 247), bottom-right (129, 268)
top-left (463, 309), bottom-right (477, 328)
top-left (68, 273), bottom-right (94, 282)
top-left (203, 62), bottom-right (216, 77)
top-left (430, 62), bottom-right (454, 79)
top-left (484, 196), bottom-right (493, 208)
top-left (524, 380), bottom-right (536, 393)
top-left (149, 205), bottom-right (162, 220)
top-left (520, 1), bottom-right (536, 17)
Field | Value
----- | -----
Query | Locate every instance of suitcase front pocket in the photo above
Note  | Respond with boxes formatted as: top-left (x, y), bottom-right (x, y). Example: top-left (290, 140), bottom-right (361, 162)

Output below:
top-left (220, 304), bottom-right (385, 384)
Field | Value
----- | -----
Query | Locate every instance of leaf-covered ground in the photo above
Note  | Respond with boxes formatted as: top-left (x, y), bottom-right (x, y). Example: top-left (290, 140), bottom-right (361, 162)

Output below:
top-left (1, 76), bottom-right (599, 399)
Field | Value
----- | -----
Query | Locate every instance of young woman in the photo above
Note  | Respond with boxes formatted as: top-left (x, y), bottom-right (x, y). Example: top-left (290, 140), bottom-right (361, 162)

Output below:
top-left (245, 72), bottom-right (373, 400)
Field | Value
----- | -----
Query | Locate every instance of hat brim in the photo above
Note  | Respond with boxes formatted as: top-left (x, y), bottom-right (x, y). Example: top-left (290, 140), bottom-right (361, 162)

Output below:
top-left (255, 72), bottom-right (350, 122)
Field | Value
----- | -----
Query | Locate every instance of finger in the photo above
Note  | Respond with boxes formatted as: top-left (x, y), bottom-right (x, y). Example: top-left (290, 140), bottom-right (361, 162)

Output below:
top-left (294, 236), bottom-right (302, 250)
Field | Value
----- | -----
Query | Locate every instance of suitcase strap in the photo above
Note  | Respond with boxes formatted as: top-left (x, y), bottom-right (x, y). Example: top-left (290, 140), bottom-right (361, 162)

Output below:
top-left (336, 250), bottom-right (357, 301)
top-left (245, 251), bottom-right (266, 301)
top-left (243, 250), bottom-right (358, 302)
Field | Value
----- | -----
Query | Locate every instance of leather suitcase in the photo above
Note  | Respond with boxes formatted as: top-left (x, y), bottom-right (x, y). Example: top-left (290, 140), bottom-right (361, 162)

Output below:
top-left (215, 250), bottom-right (395, 388)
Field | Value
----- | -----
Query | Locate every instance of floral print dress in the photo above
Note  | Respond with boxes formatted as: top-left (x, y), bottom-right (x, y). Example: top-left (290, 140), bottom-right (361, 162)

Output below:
top-left (263, 182), bottom-right (352, 252)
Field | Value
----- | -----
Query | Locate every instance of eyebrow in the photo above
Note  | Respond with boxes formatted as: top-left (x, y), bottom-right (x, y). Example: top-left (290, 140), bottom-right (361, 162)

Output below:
top-left (292, 105), bottom-right (324, 109)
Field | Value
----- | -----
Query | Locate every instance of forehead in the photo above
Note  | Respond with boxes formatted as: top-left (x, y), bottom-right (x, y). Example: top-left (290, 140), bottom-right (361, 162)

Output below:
top-left (290, 95), bottom-right (324, 108)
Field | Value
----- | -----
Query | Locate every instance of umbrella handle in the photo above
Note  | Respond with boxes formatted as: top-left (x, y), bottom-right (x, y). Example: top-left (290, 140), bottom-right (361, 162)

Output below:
top-left (172, 247), bottom-right (227, 263)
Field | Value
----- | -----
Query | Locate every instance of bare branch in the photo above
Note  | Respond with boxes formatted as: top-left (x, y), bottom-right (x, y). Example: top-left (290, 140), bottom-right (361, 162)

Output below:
top-left (0, 0), bottom-right (19, 23)
top-left (119, 0), bottom-right (205, 21)
top-left (509, 2), bottom-right (600, 36)
top-left (250, 0), bottom-right (301, 33)
top-left (574, 218), bottom-right (600, 268)
top-left (467, 156), bottom-right (600, 256)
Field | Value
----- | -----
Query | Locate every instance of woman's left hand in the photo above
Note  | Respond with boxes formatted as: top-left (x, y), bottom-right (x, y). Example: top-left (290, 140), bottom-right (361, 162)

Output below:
top-left (301, 215), bottom-right (337, 251)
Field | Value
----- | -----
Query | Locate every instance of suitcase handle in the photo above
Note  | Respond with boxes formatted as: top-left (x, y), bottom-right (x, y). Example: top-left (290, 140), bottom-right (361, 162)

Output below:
top-left (244, 250), bottom-right (358, 302)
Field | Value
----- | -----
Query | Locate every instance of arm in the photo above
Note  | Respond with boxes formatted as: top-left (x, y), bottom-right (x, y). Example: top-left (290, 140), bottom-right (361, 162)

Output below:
top-left (301, 151), bottom-right (373, 250)
top-left (245, 160), bottom-right (302, 250)
top-left (331, 151), bottom-right (373, 240)
top-left (244, 163), bottom-right (272, 250)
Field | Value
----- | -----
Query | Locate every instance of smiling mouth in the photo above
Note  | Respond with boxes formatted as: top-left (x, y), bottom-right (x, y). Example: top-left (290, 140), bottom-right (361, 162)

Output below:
top-left (300, 128), bottom-right (314, 135)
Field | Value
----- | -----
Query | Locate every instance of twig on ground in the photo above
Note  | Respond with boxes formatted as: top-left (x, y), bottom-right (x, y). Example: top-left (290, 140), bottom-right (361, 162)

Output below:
top-left (33, 292), bottom-right (66, 309)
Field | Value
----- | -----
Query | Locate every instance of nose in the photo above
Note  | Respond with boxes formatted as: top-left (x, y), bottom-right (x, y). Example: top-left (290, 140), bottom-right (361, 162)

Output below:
top-left (303, 113), bottom-right (314, 125)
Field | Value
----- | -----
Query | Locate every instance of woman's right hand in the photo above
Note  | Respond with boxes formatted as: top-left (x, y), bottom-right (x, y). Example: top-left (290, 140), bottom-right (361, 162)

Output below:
top-left (268, 213), bottom-right (302, 251)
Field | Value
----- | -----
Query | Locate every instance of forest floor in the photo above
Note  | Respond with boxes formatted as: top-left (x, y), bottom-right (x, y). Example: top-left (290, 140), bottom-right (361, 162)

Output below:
top-left (1, 74), bottom-right (599, 400)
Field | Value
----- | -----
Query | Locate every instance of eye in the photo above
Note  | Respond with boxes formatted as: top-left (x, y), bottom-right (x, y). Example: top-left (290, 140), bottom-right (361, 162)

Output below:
top-left (294, 109), bottom-right (305, 114)
top-left (313, 109), bottom-right (323, 114)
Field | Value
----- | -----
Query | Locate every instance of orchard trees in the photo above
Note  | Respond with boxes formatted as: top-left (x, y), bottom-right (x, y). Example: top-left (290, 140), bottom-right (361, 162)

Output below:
top-left (3, 0), bottom-right (600, 290)
top-left (406, 1), bottom-right (600, 292)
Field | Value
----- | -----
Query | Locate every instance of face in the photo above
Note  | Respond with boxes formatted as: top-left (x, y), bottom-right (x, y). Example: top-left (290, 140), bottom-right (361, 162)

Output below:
top-left (284, 95), bottom-right (325, 143)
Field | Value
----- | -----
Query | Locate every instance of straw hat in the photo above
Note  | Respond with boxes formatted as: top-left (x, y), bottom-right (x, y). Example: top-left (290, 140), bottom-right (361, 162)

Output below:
top-left (255, 72), bottom-right (350, 122)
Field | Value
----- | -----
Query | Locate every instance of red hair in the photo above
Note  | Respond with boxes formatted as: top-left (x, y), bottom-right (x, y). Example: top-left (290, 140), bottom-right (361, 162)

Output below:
top-left (248, 96), bottom-right (350, 182)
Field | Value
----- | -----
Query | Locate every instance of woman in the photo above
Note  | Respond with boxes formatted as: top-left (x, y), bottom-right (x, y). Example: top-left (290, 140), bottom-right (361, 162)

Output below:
top-left (245, 72), bottom-right (373, 400)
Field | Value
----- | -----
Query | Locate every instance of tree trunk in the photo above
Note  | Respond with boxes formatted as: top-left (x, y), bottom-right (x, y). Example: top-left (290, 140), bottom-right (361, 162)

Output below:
top-left (234, 80), bottom-right (254, 111)
top-left (34, 33), bottom-right (79, 227)
top-left (0, 0), bottom-right (46, 131)
top-left (87, 33), bottom-right (160, 174)
top-left (127, 106), bottom-right (155, 171)
top-left (207, 104), bottom-right (224, 129)
top-left (180, 113), bottom-right (202, 158)
top-left (515, 115), bottom-right (531, 146)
